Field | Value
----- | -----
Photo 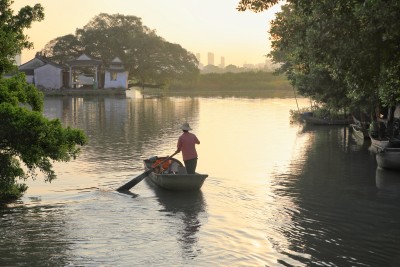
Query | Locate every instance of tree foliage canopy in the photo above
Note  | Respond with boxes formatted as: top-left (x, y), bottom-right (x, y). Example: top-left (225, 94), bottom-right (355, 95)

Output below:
top-left (41, 13), bottom-right (199, 87)
top-left (0, 1), bottom-right (87, 204)
top-left (238, 0), bottom-right (400, 114)
top-left (237, 0), bottom-right (280, 12)
top-left (0, 0), bottom-right (44, 74)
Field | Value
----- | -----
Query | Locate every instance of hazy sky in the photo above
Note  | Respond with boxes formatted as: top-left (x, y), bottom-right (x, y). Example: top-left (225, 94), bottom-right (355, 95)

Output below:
top-left (12, 1), bottom-right (282, 66)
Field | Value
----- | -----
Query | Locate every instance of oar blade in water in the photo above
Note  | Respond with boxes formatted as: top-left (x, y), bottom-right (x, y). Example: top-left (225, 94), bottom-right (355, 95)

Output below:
top-left (116, 170), bottom-right (152, 192)
top-left (116, 151), bottom-right (178, 192)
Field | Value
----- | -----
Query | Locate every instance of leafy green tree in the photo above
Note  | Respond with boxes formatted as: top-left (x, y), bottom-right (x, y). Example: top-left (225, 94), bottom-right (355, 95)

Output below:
top-left (125, 31), bottom-right (167, 86)
top-left (0, 1), bottom-right (87, 204)
top-left (0, 0), bottom-right (44, 74)
top-left (41, 13), bottom-right (199, 87)
top-left (125, 34), bottom-right (199, 87)
top-left (237, 0), bottom-right (280, 12)
top-left (41, 34), bottom-right (83, 64)
top-left (150, 41), bottom-right (199, 86)
top-left (202, 64), bottom-right (222, 74)
top-left (224, 64), bottom-right (241, 73)
top-left (268, 3), bottom-right (354, 111)
top-left (238, 0), bottom-right (400, 120)
top-left (76, 13), bottom-right (150, 63)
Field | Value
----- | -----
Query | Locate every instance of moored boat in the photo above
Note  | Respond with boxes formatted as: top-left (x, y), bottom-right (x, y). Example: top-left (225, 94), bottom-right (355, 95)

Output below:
top-left (144, 156), bottom-right (208, 191)
top-left (369, 133), bottom-right (390, 150)
top-left (350, 124), bottom-right (369, 140)
top-left (351, 115), bottom-right (370, 139)
top-left (369, 133), bottom-right (400, 152)
top-left (376, 148), bottom-right (400, 171)
top-left (352, 114), bottom-right (370, 129)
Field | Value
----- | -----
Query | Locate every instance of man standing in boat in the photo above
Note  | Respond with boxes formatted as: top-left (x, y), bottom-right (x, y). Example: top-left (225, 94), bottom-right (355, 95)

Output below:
top-left (175, 122), bottom-right (200, 174)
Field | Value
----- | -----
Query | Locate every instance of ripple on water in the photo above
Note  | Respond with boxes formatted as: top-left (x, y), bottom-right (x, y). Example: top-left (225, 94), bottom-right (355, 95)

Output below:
top-left (4, 97), bottom-right (400, 266)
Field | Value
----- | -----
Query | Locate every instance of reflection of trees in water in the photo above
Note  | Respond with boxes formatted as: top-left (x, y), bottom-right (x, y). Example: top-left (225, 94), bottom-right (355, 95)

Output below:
top-left (43, 96), bottom-right (200, 171)
top-left (0, 206), bottom-right (70, 266)
top-left (376, 168), bottom-right (400, 196)
top-left (148, 181), bottom-right (206, 259)
top-left (272, 126), bottom-right (400, 266)
top-left (166, 89), bottom-right (295, 99)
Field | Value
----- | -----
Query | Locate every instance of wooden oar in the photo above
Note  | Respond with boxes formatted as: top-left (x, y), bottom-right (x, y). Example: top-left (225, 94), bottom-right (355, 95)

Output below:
top-left (116, 151), bottom-right (179, 192)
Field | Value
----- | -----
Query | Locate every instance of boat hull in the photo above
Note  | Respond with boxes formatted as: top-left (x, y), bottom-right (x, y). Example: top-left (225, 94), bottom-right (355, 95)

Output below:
top-left (376, 148), bottom-right (400, 171)
top-left (144, 157), bottom-right (208, 191)
top-left (369, 134), bottom-right (400, 152)
top-left (369, 133), bottom-right (390, 150)
top-left (147, 172), bottom-right (208, 191)
top-left (350, 124), bottom-right (369, 140)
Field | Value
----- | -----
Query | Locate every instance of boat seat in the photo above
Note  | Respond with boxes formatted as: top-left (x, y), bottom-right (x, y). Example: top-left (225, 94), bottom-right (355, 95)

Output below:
top-left (168, 161), bottom-right (180, 173)
top-left (178, 166), bottom-right (187, 174)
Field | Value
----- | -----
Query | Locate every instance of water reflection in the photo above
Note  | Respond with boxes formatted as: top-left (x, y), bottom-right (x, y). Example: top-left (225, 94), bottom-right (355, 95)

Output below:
top-left (0, 206), bottom-right (70, 266)
top-left (158, 89), bottom-right (296, 99)
top-left (272, 125), bottom-right (393, 266)
top-left (376, 168), bottom-right (400, 196)
top-left (147, 179), bottom-right (206, 259)
top-left (43, 95), bottom-right (201, 189)
top-left (6, 94), bottom-right (400, 266)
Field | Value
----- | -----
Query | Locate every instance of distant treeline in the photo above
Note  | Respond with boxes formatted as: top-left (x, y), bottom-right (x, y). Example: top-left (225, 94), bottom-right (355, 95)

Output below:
top-left (169, 71), bottom-right (291, 92)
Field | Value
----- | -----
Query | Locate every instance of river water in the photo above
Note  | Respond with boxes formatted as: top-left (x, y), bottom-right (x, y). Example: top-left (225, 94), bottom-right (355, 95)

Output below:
top-left (1, 90), bottom-right (400, 266)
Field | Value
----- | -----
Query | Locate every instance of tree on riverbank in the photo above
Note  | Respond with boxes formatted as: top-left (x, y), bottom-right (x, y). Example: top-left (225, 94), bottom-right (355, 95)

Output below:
top-left (0, 1), bottom-right (87, 205)
top-left (238, 0), bottom-right (400, 125)
top-left (41, 13), bottom-right (199, 88)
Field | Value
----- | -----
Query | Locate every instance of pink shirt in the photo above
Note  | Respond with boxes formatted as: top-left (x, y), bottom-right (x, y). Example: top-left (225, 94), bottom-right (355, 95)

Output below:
top-left (177, 132), bottom-right (200, 161)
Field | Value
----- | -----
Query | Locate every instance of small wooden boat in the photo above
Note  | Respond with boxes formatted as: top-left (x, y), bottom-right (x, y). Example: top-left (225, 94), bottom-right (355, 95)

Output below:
top-left (350, 124), bottom-right (369, 140)
top-left (369, 134), bottom-right (390, 150)
top-left (376, 147), bottom-right (400, 171)
top-left (352, 114), bottom-right (370, 129)
top-left (300, 112), bottom-right (351, 125)
top-left (351, 115), bottom-right (370, 139)
top-left (369, 133), bottom-right (400, 151)
top-left (144, 156), bottom-right (208, 191)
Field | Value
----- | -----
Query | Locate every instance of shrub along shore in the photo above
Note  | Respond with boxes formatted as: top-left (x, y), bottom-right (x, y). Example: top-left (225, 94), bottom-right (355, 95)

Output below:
top-left (169, 71), bottom-right (291, 92)
top-left (136, 71), bottom-right (294, 98)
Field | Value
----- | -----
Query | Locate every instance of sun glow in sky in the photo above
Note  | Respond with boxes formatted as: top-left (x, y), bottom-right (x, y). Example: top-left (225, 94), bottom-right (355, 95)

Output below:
top-left (12, 0), bottom-right (282, 66)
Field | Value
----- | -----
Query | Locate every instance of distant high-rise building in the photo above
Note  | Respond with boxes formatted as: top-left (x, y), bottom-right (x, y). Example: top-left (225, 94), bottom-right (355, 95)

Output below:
top-left (219, 56), bottom-right (225, 68)
top-left (208, 52), bottom-right (214, 66)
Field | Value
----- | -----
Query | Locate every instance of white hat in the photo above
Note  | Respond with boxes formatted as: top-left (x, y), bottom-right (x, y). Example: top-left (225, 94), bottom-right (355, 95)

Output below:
top-left (181, 122), bottom-right (192, 131)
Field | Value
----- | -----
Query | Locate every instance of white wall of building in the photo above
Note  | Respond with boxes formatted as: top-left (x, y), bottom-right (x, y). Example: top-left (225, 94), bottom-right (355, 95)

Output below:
top-left (104, 71), bottom-right (129, 89)
top-left (34, 64), bottom-right (63, 89)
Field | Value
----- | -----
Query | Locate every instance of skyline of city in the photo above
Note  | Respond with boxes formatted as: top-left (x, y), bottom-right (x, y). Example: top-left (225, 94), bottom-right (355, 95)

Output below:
top-left (195, 51), bottom-right (276, 70)
top-left (15, 50), bottom-right (276, 71)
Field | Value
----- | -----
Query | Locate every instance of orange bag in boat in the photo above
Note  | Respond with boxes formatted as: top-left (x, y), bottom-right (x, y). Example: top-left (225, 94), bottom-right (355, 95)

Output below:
top-left (152, 158), bottom-right (172, 173)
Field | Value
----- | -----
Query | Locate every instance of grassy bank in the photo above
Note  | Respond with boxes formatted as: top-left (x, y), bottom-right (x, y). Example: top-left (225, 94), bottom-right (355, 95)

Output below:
top-left (169, 71), bottom-right (291, 92)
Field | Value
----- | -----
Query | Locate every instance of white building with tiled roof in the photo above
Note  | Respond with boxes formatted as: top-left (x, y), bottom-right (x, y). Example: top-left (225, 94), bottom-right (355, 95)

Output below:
top-left (18, 53), bottom-right (129, 90)
top-left (19, 53), bottom-right (67, 89)
top-left (104, 57), bottom-right (129, 89)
